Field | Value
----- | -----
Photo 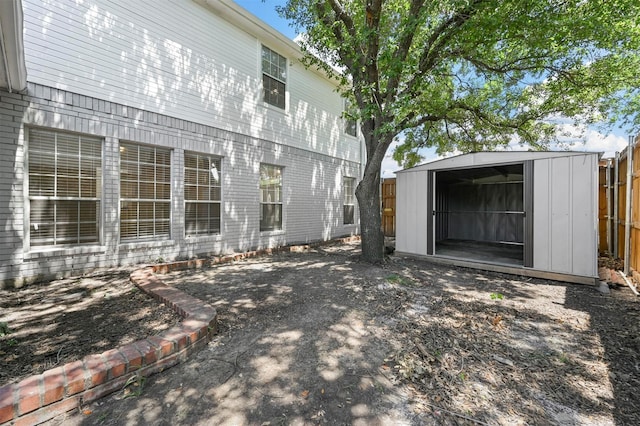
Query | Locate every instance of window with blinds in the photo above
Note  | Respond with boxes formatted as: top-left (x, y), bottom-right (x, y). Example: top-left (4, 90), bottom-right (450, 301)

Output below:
top-left (262, 45), bottom-right (286, 109)
top-left (259, 164), bottom-right (283, 231)
top-left (184, 153), bottom-right (222, 237)
top-left (343, 177), bottom-right (356, 225)
top-left (120, 142), bottom-right (171, 241)
top-left (28, 129), bottom-right (102, 247)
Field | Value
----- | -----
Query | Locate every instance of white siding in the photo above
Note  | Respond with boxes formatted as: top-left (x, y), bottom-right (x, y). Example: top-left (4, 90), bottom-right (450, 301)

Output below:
top-left (22, 0), bottom-right (359, 162)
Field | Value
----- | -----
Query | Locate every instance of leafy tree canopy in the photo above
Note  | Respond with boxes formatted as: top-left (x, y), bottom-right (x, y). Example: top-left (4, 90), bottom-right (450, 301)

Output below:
top-left (280, 0), bottom-right (640, 166)
top-left (278, 0), bottom-right (640, 262)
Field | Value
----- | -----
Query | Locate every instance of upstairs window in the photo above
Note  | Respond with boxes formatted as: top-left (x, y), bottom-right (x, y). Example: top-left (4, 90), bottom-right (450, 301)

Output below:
top-left (262, 45), bottom-right (286, 109)
top-left (28, 129), bottom-right (102, 247)
top-left (344, 98), bottom-right (357, 137)
top-left (120, 143), bottom-right (171, 241)
top-left (343, 177), bottom-right (356, 225)
top-left (260, 164), bottom-right (283, 231)
top-left (185, 153), bottom-right (222, 237)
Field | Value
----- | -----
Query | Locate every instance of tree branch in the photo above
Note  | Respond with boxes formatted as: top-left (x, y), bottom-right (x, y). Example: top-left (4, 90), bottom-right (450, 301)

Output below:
top-left (382, 0), bottom-right (426, 105)
top-left (399, 0), bottom-right (486, 100)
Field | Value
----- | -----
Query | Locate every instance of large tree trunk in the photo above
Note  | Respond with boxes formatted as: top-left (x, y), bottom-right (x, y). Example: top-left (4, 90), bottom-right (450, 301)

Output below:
top-left (356, 128), bottom-right (392, 264)
top-left (356, 167), bottom-right (384, 263)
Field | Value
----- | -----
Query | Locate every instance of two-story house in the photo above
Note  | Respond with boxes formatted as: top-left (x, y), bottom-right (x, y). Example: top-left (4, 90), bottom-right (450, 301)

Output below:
top-left (0, 0), bottom-right (363, 288)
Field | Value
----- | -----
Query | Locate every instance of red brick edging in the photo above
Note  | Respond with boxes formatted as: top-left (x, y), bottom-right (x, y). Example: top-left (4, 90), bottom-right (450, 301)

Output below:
top-left (0, 266), bottom-right (217, 425)
top-left (0, 235), bottom-right (360, 425)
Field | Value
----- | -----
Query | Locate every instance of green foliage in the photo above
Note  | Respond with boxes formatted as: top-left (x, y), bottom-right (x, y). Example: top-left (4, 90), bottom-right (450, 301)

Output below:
top-left (279, 0), bottom-right (640, 261)
top-left (386, 274), bottom-right (413, 286)
top-left (490, 292), bottom-right (504, 300)
top-left (279, 0), bottom-right (640, 164)
top-left (0, 322), bottom-right (11, 337)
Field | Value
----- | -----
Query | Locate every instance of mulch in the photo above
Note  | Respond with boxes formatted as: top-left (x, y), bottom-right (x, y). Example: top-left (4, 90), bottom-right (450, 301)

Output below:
top-left (0, 268), bottom-right (181, 387)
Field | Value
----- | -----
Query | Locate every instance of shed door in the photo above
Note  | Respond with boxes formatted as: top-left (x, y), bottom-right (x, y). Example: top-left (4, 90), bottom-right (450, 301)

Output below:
top-left (428, 161), bottom-right (533, 267)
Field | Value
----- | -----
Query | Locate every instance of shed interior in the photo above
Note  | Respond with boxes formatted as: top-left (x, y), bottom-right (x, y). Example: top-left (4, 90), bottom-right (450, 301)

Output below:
top-left (434, 163), bottom-right (525, 266)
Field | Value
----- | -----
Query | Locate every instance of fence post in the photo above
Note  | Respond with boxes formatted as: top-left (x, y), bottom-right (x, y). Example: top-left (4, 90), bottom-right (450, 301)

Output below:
top-left (624, 137), bottom-right (634, 276)
top-left (606, 159), bottom-right (612, 254)
top-left (614, 151), bottom-right (620, 258)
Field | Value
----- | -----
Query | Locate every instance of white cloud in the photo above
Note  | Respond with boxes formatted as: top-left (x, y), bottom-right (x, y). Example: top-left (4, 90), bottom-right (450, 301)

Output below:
top-left (379, 123), bottom-right (632, 178)
top-left (580, 130), bottom-right (629, 158)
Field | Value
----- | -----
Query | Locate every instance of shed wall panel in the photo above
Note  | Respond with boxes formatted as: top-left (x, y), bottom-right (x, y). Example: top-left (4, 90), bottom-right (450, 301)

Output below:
top-left (550, 157), bottom-right (572, 273)
top-left (414, 173), bottom-right (429, 255)
top-left (533, 155), bottom-right (597, 277)
top-left (396, 172), bottom-right (429, 255)
top-left (533, 159), bottom-right (551, 271)
top-left (571, 155), bottom-right (597, 276)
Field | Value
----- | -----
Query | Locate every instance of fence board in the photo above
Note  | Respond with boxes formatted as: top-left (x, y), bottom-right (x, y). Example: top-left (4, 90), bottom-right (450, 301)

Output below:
top-left (381, 178), bottom-right (396, 237)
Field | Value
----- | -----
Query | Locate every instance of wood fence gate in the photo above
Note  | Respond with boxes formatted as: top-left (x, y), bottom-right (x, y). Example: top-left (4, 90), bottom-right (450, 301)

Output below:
top-left (381, 178), bottom-right (396, 236)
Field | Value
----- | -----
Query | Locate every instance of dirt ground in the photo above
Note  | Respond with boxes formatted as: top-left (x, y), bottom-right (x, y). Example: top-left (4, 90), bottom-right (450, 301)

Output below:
top-left (5, 241), bottom-right (640, 425)
top-left (0, 268), bottom-right (181, 387)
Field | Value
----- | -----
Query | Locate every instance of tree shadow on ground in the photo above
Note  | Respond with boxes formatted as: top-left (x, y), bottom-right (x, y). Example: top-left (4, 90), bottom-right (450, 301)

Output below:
top-left (74, 245), bottom-right (416, 425)
top-left (564, 282), bottom-right (640, 425)
top-left (60, 246), bottom-right (635, 425)
top-left (0, 269), bottom-right (180, 386)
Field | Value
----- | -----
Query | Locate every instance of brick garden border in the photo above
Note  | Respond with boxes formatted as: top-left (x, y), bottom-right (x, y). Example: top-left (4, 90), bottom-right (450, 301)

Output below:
top-left (0, 236), bottom-right (360, 425)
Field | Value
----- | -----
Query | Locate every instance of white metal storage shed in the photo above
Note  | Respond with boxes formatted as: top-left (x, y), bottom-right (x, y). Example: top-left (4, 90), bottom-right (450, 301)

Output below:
top-left (395, 151), bottom-right (600, 284)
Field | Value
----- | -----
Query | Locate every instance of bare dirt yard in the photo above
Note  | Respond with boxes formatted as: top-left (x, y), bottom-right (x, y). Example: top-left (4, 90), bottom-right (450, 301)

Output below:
top-left (4, 240), bottom-right (639, 425)
top-left (0, 268), bottom-right (181, 386)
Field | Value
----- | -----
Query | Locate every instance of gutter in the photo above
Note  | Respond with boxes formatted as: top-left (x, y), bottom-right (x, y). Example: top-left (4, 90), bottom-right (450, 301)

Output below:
top-left (0, 0), bottom-right (27, 92)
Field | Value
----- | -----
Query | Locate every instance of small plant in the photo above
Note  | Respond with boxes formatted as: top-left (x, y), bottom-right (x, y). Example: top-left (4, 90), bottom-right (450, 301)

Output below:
top-left (122, 373), bottom-right (145, 398)
top-left (490, 292), bottom-right (504, 300)
top-left (386, 274), bottom-right (413, 287)
top-left (558, 352), bottom-right (570, 363)
top-left (6, 338), bottom-right (18, 347)
top-left (0, 322), bottom-right (11, 337)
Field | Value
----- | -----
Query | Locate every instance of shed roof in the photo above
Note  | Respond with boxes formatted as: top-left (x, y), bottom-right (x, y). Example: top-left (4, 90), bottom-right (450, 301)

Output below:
top-left (397, 151), bottom-right (602, 174)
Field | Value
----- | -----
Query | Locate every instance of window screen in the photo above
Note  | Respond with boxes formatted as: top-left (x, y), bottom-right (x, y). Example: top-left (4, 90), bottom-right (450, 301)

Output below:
top-left (28, 129), bottom-right (102, 247)
top-left (185, 153), bottom-right (222, 237)
top-left (343, 177), bottom-right (356, 225)
top-left (262, 45), bottom-right (286, 109)
top-left (120, 142), bottom-right (171, 241)
top-left (260, 164), bottom-right (283, 231)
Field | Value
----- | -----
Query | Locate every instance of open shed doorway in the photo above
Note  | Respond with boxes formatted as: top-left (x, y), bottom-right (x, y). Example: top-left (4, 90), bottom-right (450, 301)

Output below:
top-left (432, 162), bottom-right (533, 267)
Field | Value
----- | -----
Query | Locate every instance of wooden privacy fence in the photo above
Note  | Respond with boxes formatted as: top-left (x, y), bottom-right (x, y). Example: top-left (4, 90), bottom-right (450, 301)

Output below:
top-left (599, 135), bottom-right (640, 276)
top-left (381, 178), bottom-right (396, 237)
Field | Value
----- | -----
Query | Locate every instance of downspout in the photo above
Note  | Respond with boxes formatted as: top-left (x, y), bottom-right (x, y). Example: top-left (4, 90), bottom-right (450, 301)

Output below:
top-left (0, 13), bottom-right (13, 93)
top-left (624, 136), bottom-right (633, 276)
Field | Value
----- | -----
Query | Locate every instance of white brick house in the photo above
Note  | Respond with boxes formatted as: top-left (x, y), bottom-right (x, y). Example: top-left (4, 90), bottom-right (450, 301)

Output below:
top-left (0, 0), bottom-right (363, 287)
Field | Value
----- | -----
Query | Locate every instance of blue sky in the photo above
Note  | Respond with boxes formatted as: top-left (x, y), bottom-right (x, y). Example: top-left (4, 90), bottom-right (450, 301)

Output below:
top-left (232, 1), bottom-right (632, 176)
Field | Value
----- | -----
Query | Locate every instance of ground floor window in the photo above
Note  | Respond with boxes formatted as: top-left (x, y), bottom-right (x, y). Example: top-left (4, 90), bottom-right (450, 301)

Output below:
top-left (343, 177), bottom-right (355, 224)
top-left (120, 142), bottom-right (171, 241)
top-left (28, 129), bottom-right (102, 247)
top-left (185, 152), bottom-right (222, 236)
top-left (260, 164), bottom-right (283, 231)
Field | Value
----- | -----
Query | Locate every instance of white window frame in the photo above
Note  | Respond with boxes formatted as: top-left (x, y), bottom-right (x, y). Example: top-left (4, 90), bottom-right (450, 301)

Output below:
top-left (26, 128), bottom-right (103, 248)
top-left (119, 142), bottom-right (171, 242)
top-left (259, 163), bottom-right (283, 232)
top-left (344, 98), bottom-right (358, 138)
top-left (343, 176), bottom-right (356, 225)
top-left (261, 45), bottom-right (287, 110)
top-left (184, 152), bottom-right (222, 237)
